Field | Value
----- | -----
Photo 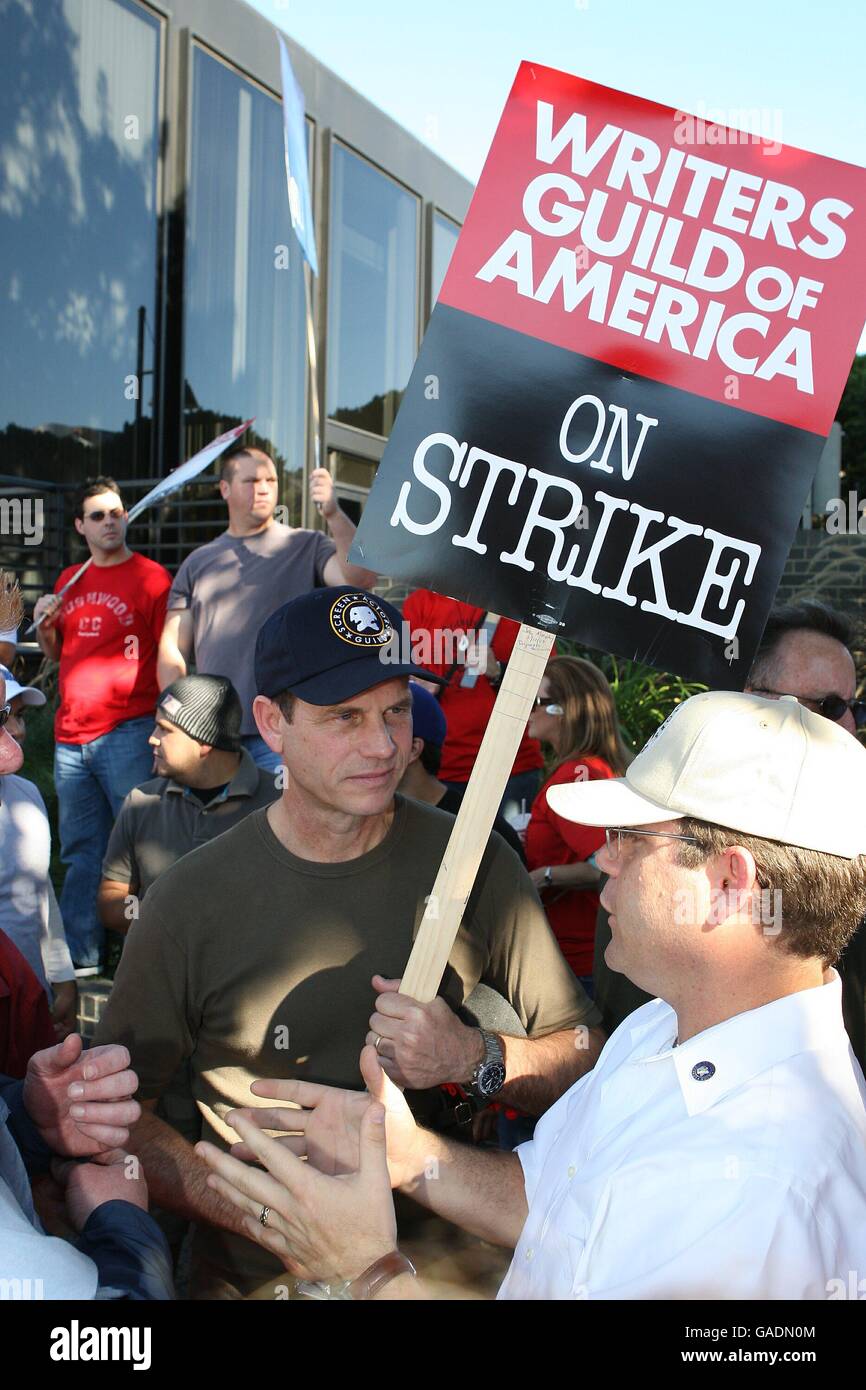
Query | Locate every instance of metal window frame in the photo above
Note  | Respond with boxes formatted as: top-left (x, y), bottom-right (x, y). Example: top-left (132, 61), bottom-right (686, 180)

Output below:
top-left (3, 0), bottom-right (472, 586)
top-left (174, 33), bottom-right (316, 521)
top-left (323, 137), bottom-right (423, 454)
top-left (428, 206), bottom-right (462, 321)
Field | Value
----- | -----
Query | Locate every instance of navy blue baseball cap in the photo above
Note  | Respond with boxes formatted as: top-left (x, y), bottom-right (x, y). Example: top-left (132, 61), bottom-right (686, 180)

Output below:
top-left (255, 587), bottom-right (444, 706)
top-left (409, 682), bottom-right (447, 748)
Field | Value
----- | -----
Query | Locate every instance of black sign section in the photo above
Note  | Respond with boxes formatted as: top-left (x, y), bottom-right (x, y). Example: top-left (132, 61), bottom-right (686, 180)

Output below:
top-left (351, 303), bottom-right (823, 689)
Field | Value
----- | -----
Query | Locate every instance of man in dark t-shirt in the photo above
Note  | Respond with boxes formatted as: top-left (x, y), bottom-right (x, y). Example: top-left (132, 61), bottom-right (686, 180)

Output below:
top-left (157, 445), bottom-right (376, 772)
top-left (98, 587), bottom-right (603, 1297)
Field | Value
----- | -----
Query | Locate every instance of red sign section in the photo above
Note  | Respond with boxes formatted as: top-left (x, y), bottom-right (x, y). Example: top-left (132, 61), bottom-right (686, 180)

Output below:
top-left (439, 64), bottom-right (866, 436)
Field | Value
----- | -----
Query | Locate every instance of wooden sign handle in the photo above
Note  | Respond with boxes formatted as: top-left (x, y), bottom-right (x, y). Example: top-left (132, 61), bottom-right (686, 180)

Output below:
top-left (400, 623), bottom-right (555, 1002)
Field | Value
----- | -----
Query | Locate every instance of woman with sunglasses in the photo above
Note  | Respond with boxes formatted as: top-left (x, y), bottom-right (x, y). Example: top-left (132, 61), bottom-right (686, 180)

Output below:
top-left (525, 658), bottom-right (632, 995)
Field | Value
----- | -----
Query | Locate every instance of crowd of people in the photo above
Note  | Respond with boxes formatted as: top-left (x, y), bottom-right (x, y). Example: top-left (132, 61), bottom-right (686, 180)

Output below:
top-left (1, 442), bottom-right (865, 1302)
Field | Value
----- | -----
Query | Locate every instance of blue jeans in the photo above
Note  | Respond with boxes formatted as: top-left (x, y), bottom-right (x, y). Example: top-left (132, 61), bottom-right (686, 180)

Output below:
top-left (55, 716), bottom-right (155, 968)
top-left (241, 733), bottom-right (283, 776)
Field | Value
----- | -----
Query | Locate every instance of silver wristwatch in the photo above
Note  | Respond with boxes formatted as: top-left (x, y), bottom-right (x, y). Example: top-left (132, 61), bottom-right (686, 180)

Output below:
top-left (467, 1029), bottom-right (506, 1101)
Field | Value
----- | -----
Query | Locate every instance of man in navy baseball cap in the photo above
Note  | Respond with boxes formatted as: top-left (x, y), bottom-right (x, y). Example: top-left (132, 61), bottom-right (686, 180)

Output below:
top-left (92, 585), bottom-right (602, 1298)
top-left (255, 587), bottom-right (440, 706)
top-left (251, 586), bottom-right (445, 821)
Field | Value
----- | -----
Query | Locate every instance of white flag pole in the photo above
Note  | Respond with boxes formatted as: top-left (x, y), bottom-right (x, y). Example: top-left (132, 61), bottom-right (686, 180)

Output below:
top-left (400, 624), bottom-right (555, 1001)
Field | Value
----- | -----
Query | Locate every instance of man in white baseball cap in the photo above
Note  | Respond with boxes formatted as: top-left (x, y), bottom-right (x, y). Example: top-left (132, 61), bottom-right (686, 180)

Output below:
top-left (192, 689), bottom-right (866, 1302)
top-left (1, 666), bottom-right (46, 749)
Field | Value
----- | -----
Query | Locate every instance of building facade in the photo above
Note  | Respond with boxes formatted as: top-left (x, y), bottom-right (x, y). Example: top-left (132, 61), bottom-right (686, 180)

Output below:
top-left (1, 0), bottom-right (471, 595)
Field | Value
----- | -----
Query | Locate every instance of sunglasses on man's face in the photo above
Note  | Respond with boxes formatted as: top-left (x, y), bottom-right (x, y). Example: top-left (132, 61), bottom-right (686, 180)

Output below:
top-left (0, 704), bottom-right (11, 728)
top-left (84, 508), bottom-right (125, 522)
top-left (751, 687), bottom-right (866, 729)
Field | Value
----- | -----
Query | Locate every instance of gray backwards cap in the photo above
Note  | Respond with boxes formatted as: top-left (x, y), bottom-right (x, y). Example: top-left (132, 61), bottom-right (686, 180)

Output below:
top-left (157, 675), bottom-right (242, 751)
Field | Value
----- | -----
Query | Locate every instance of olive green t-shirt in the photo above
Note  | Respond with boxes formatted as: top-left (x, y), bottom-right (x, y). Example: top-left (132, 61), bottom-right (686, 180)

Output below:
top-left (98, 795), bottom-right (597, 1139)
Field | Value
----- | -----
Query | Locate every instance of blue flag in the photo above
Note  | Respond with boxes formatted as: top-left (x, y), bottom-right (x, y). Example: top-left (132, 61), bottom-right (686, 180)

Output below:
top-left (276, 33), bottom-right (318, 275)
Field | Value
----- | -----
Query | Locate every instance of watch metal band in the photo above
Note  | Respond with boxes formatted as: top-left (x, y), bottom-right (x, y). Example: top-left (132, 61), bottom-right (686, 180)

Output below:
top-left (347, 1249), bottom-right (417, 1301)
top-left (468, 1028), bottom-right (506, 1100)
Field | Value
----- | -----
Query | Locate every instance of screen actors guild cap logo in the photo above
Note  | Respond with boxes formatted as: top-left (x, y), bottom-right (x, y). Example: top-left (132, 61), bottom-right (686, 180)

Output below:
top-left (329, 593), bottom-right (394, 648)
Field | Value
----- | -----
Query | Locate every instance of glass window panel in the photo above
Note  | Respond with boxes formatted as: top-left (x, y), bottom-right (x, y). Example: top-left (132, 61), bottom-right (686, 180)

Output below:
top-left (0, 0), bottom-right (160, 484)
top-left (185, 47), bottom-right (307, 523)
top-left (327, 143), bottom-right (418, 438)
top-left (332, 451), bottom-right (377, 489)
top-left (432, 211), bottom-right (460, 306)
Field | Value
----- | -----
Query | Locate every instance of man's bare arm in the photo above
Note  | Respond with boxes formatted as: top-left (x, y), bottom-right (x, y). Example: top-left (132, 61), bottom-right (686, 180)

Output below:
top-left (498, 1025), bottom-right (604, 1115)
top-left (399, 1128), bottom-right (528, 1248)
top-left (33, 595), bottom-right (62, 660)
top-left (224, 1056), bottom-right (529, 1259)
top-left (370, 980), bottom-right (604, 1118)
top-left (321, 509), bottom-right (377, 589)
top-left (157, 609), bottom-right (193, 689)
top-left (131, 1100), bottom-right (248, 1237)
top-left (98, 879), bottom-right (134, 935)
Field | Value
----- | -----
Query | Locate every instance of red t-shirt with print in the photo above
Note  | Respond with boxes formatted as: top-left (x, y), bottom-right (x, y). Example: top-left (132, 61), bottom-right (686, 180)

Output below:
top-left (524, 755), bottom-right (614, 978)
top-left (53, 552), bottom-right (171, 744)
top-left (402, 589), bottom-right (545, 784)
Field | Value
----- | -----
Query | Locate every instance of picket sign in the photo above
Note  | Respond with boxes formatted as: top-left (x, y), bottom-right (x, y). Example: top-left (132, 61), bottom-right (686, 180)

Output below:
top-left (351, 60), bottom-right (866, 1006)
top-left (400, 623), bottom-right (554, 1001)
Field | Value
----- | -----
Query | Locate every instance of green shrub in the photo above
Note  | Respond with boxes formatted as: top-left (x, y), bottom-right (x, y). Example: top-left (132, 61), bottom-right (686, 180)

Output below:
top-left (556, 641), bottom-right (707, 754)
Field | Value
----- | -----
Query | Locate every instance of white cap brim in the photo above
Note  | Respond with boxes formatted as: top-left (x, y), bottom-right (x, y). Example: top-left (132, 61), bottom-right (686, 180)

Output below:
top-left (5, 684), bottom-right (46, 708)
top-left (547, 775), bottom-right (684, 828)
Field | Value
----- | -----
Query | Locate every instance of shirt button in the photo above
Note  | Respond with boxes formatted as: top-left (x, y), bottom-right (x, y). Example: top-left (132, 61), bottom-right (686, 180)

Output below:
top-left (525, 1247), bottom-right (534, 1261)
top-left (567, 1165), bottom-right (576, 1179)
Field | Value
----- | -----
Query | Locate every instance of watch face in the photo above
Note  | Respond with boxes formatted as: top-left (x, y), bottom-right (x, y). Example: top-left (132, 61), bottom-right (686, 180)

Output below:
top-left (477, 1062), bottom-right (507, 1097)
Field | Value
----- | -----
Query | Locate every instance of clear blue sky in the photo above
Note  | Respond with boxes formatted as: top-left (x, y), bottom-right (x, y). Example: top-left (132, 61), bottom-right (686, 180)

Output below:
top-left (252, 0), bottom-right (864, 180)
top-left (250, 0), bottom-right (866, 346)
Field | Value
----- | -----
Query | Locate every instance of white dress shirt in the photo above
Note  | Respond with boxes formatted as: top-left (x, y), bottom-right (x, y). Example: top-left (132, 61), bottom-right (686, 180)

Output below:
top-left (499, 972), bottom-right (866, 1300)
top-left (0, 775), bottom-right (75, 992)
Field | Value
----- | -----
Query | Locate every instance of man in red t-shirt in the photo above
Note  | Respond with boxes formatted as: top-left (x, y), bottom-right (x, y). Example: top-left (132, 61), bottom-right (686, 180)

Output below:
top-left (34, 477), bottom-right (171, 973)
top-left (401, 589), bottom-right (545, 819)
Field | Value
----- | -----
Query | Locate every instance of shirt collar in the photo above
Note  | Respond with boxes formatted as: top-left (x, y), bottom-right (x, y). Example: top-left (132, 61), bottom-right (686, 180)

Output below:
top-left (166, 748), bottom-right (260, 803)
top-left (632, 971), bottom-right (845, 1116)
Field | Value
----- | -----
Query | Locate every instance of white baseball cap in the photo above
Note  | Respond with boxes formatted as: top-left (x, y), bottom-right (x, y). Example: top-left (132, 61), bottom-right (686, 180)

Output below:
top-left (0, 665), bottom-right (46, 709)
top-left (547, 690), bottom-right (866, 859)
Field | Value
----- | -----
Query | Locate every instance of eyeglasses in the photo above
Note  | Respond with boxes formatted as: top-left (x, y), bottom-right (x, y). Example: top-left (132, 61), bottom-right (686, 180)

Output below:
top-left (0, 704), bottom-right (11, 727)
top-left (532, 696), bottom-right (563, 715)
top-left (604, 827), bottom-right (699, 858)
top-left (750, 687), bottom-right (866, 729)
top-left (83, 508), bottom-right (125, 522)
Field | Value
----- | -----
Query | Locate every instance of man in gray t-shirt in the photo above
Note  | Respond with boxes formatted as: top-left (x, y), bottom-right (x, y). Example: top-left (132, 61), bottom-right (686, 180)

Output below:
top-left (157, 445), bottom-right (376, 770)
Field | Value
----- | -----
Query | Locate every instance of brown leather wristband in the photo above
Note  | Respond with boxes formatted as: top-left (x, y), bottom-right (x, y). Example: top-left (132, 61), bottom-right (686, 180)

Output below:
top-left (346, 1250), bottom-right (417, 1301)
